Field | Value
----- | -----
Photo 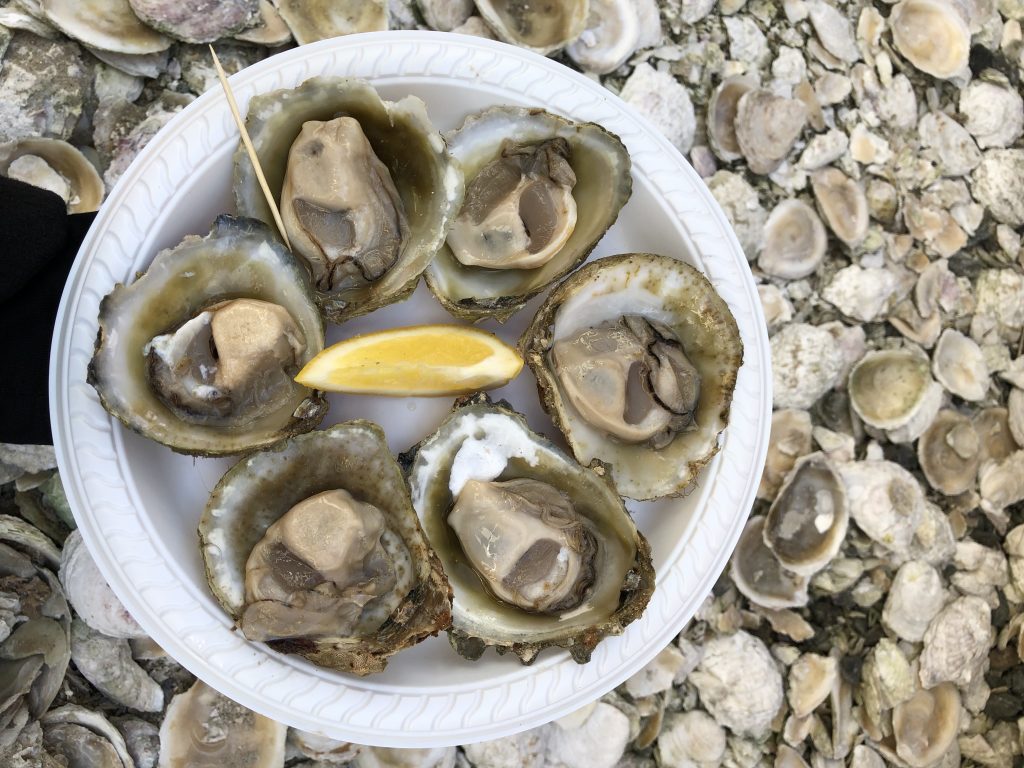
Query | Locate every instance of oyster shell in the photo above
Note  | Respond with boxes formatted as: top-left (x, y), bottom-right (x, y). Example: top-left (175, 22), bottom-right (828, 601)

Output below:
top-left (522, 254), bottom-right (743, 500)
top-left (758, 199), bottom-right (828, 280)
top-left (404, 397), bottom-right (654, 664)
top-left (763, 454), bottom-right (848, 576)
top-left (848, 348), bottom-right (939, 432)
top-left (127, 0), bottom-right (259, 43)
top-left (39, 0), bottom-right (170, 55)
top-left (0, 137), bottom-right (103, 213)
top-left (88, 216), bottom-right (327, 456)
top-left (158, 681), bottom-right (286, 768)
top-left (890, 0), bottom-right (970, 80)
top-left (474, 0), bottom-right (588, 54)
top-left (730, 515), bottom-right (810, 609)
top-left (200, 422), bottom-right (451, 675)
top-left (234, 77), bottom-right (463, 323)
top-left (707, 76), bottom-right (755, 163)
top-left (892, 683), bottom-right (961, 768)
top-left (918, 409), bottom-right (980, 495)
top-left (276, 0), bottom-right (387, 45)
top-left (426, 107), bottom-right (631, 322)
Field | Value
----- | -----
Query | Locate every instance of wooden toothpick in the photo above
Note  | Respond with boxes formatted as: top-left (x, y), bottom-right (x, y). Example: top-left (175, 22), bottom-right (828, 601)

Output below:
top-left (209, 45), bottom-right (292, 251)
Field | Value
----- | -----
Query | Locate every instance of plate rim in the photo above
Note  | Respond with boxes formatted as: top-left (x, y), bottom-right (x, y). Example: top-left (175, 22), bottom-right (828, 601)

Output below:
top-left (49, 30), bottom-right (771, 747)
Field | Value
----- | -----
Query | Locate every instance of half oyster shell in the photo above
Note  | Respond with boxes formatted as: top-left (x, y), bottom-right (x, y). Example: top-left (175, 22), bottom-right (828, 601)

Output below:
top-left (234, 77), bottom-right (463, 323)
top-left (404, 397), bottom-right (654, 665)
top-left (522, 254), bottom-right (743, 500)
top-left (426, 106), bottom-right (631, 322)
top-left (88, 216), bottom-right (327, 456)
top-left (200, 422), bottom-right (452, 676)
top-left (474, 0), bottom-right (589, 54)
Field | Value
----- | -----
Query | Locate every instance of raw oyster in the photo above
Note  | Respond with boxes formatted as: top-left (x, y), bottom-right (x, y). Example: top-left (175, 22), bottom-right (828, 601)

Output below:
top-left (474, 0), bottom-right (589, 54)
top-left (426, 107), bottom-right (631, 322)
top-left (404, 397), bottom-right (654, 664)
top-left (0, 137), bottom-right (103, 213)
top-left (88, 216), bottom-right (327, 456)
top-left (522, 254), bottom-right (743, 500)
top-left (234, 77), bottom-right (463, 323)
top-left (200, 422), bottom-right (451, 675)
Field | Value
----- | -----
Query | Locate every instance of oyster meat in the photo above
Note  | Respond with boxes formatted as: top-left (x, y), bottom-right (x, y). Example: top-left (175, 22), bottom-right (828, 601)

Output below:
top-left (88, 216), bottom-right (327, 456)
top-left (234, 77), bottom-right (463, 323)
top-left (522, 253), bottom-right (743, 500)
top-left (426, 106), bottom-right (631, 322)
top-left (405, 396), bottom-right (654, 664)
top-left (200, 422), bottom-right (451, 675)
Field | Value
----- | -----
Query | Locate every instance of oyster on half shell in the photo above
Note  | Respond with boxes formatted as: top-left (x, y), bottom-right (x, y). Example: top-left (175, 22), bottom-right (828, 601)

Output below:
top-left (200, 422), bottom-right (451, 675)
top-left (234, 77), bottom-right (463, 323)
top-left (522, 254), bottom-right (743, 500)
top-left (426, 106), bottom-right (631, 322)
top-left (404, 396), bottom-right (654, 665)
top-left (88, 216), bottom-right (327, 456)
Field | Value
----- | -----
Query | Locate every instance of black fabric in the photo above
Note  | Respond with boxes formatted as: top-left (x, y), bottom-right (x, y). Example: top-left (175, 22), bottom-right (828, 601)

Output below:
top-left (1, 176), bottom-right (97, 445)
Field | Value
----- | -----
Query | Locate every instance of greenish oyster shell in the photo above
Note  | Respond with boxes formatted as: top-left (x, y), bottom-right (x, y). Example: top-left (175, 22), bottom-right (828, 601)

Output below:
top-left (403, 396), bottom-right (654, 665)
top-left (88, 215), bottom-right (327, 457)
top-left (473, 0), bottom-right (589, 55)
top-left (425, 106), bottom-right (632, 323)
top-left (521, 253), bottom-right (744, 501)
top-left (233, 76), bottom-right (464, 323)
top-left (199, 422), bottom-right (453, 676)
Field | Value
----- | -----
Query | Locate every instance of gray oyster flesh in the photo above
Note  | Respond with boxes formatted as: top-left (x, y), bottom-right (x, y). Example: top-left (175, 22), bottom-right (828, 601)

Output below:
top-left (448, 478), bottom-right (597, 614)
top-left (145, 298), bottom-right (305, 427)
top-left (280, 116), bottom-right (409, 292)
top-left (550, 315), bottom-right (701, 449)
top-left (240, 489), bottom-right (413, 642)
top-left (447, 138), bottom-right (577, 270)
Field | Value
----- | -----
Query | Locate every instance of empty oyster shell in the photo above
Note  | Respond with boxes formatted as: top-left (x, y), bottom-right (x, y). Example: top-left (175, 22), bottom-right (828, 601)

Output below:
top-left (276, 0), bottom-right (387, 45)
top-left (159, 681), bottom-right (286, 767)
top-left (234, 77), bottom-right (463, 323)
top-left (0, 137), bottom-right (103, 213)
top-left (522, 254), bottom-right (743, 500)
top-left (730, 516), bottom-right (809, 609)
top-left (848, 348), bottom-right (938, 431)
top-left (200, 422), bottom-right (451, 675)
top-left (426, 106), bottom-right (630, 322)
top-left (88, 216), bottom-right (327, 456)
top-left (707, 76), bottom-right (755, 162)
top-left (890, 0), bottom-right (970, 80)
top-left (763, 454), bottom-right (848, 576)
top-left (39, 0), bottom-right (170, 55)
top-left (758, 199), bottom-right (828, 279)
top-left (41, 705), bottom-right (134, 768)
top-left (811, 167), bottom-right (869, 247)
top-left (405, 397), bottom-right (654, 664)
top-left (58, 530), bottom-right (145, 639)
top-left (788, 653), bottom-right (838, 719)
top-left (757, 409), bottom-right (813, 501)
top-left (234, 0), bottom-right (292, 45)
top-left (918, 409), bottom-right (980, 495)
top-left (474, 0), bottom-right (588, 54)
top-left (735, 90), bottom-right (808, 175)
top-left (566, 0), bottom-right (641, 74)
top-left (892, 683), bottom-right (961, 768)
top-left (932, 329), bottom-right (989, 401)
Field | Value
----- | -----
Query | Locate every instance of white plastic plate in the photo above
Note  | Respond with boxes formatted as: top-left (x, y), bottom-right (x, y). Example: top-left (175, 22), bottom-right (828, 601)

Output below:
top-left (50, 32), bottom-right (771, 747)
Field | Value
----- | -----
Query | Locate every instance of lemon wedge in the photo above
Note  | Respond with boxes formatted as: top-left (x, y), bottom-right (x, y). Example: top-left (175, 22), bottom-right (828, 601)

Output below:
top-left (295, 325), bottom-right (524, 396)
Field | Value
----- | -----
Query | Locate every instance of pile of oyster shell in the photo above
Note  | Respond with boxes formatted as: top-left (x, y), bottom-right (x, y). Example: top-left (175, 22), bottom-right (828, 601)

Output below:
top-left (81, 64), bottom-right (742, 673)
